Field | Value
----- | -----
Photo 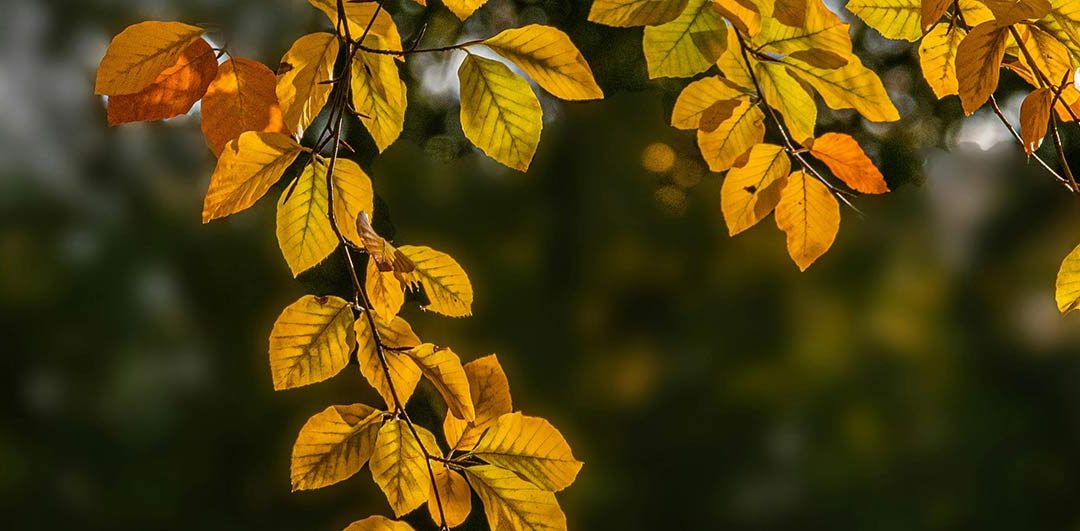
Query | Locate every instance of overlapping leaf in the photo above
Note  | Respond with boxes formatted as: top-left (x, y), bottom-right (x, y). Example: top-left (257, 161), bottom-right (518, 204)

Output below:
top-left (277, 32), bottom-right (339, 136)
top-left (404, 344), bottom-right (474, 421)
top-left (356, 312), bottom-right (423, 409)
top-left (483, 25), bottom-right (604, 101)
top-left (95, 21), bottom-right (205, 96)
top-left (107, 38), bottom-right (218, 125)
top-left (466, 465), bottom-right (567, 531)
top-left (588, 0), bottom-right (690, 27)
top-left (444, 355), bottom-right (513, 451)
top-left (721, 143), bottom-right (791, 235)
top-left (847, 0), bottom-right (922, 42)
top-left (775, 170), bottom-right (840, 271)
top-left (398, 246), bottom-right (474, 317)
top-left (352, 36), bottom-right (408, 152)
top-left (277, 159), bottom-right (338, 276)
top-left (697, 98), bottom-right (766, 172)
top-left (203, 132), bottom-right (305, 222)
top-left (956, 21), bottom-right (1010, 115)
top-left (370, 420), bottom-right (439, 517)
top-left (202, 58), bottom-right (288, 155)
top-left (643, 0), bottom-right (727, 78)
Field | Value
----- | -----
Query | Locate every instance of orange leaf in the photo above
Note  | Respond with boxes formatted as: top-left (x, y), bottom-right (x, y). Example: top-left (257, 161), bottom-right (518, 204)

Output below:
top-left (201, 58), bottom-right (287, 155)
top-left (107, 39), bottom-right (218, 125)
top-left (921, 0), bottom-right (952, 31)
top-left (955, 21), bottom-right (1009, 116)
top-left (808, 133), bottom-right (889, 194)
top-left (1020, 88), bottom-right (1053, 155)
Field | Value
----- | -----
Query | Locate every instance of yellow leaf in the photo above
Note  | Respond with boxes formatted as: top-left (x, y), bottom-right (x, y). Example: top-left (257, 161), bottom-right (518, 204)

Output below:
top-left (95, 21), bottom-right (205, 95)
top-left (960, 0), bottom-right (997, 25)
top-left (203, 132), bottom-right (305, 223)
top-left (352, 36), bottom-right (407, 152)
top-left (808, 133), bottom-right (889, 194)
top-left (428, 462), bottom-right (472, 528)
top-left (483, 25), bottom-right (604, 101)
top-left (366, 260), bottom-right (406, 319)
top-left (982, 0), bottom-right (1051, 24)
top-left (356, 312), bottom-right (422, 409)
top-left (398, 245), bottom-right (474, 317)
top-left (291, 404), bottom-right (382, 491)
top-left (922, 0), bottom-right (953, 30)
top-left (752, 0), bottom-right (852, 58)
top-left (201, 58), bottom-right (288, 156)
top-left (326, 157), bottom-right (375, 248)
top-left (721, 143), bottom-right (790, 235)
top-left (269, 295), bottom-right (355, 390)
top-left (918, 23), bottom-right (966, 98)
top-left (713, 0), bottom-right (762, 36)
top-left (471, 412), bottom-right (583, 492)
top-left (643, 0), bottom-right (727, 78)
top-left (444, 355), bottom-right (514, 450)
top-left (107, 38), bottom-right (218, 125)
top-left (458, 54), bottom-right (543, 171)
top-left (443, 0), bottom-right (490, 21)
top-left (956, 21), bottom-right (1009, 115)
top-left (755, 61), bottom-right (816, 145)
top-left (308, 0), bottom-right (403, 53)
top-left (1010, 25), bottom-right (1074, 87)
top-left (276, 160), bottom-right (338, 276)
top-left (697, 97), bottom-right (766, 172)
top-left (774, 170), bottom-right (840, 271)
top-left (716, 29), bottom-right (756, 91)
top-left (1038, 0), bottom-right (1080, 59)
top-left (465, 465), bottom-right (567, 531)
top-left (587, 0), bottom-right (689, 27)
top-left (783, 55), bottom-right (900, 122)
top-left (344, 515), bottom-right (415, 531)
top-left (371, 419), bottom-right (439, 517)
top-left (277, 32), bottom-right (339, 136)
top-left (671, 76), bottom-right (747, 130)
top-left (1057, 242), bottom-right (1080, 313)
top-left (406, 344), bottom-right (475, 421)
top-left (1021, 87), bottom-right (1053, 154)
top-left (379, 315), bottom-right (423, 349)
top-left (847, 0), bottom-right (922, 42)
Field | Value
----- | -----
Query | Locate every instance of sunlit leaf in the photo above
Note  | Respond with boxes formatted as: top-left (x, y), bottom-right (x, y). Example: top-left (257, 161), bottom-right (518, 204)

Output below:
top-left (1010, 25), bottom-right (1074, 87)
top-left (276, 159), bottom-right (338, 276)
top-left (808, 133), bottom-right (889, 194)
top-left (343, 515), bottom-right (415, 531)
top-left (483, 25), bottom-right (604, 101)
top-left (697, 97), bottom-right (766, 172)
top-left (922, 0), bottom-right (953, 30)
top-left (277, 32), bottom-right (339, 136)
top-left (95, 21), bottom-right (205, 96)
top-left (755, 61), bottom-right (817, 145)
top-left (328, 157), bottom-right (375, 248)
top-left (774, 170), bottom-right (840, 271)
top-left (918, 23), bottom-right (966, 98)
top-left (203, 132), bottom-right (305, 222)
top-left (1057, 242), bottom-right (1080, 314)
top-left (398, 246), bottom-right (474, 317)
top-left (366, 260), bottom-right (406, 319)
top-left (713, 0), bottom-right (761, 36)
top-left (405, 344), bottom-right (475, 422)
top-left (443, 0), bottom-right (489, 20)
top-left (956, 21), bottom-right (1010, 115)
top-left (444, 355), bottom-right (513, 451)
top-left (587, 0), bottom-right (690, 27)
top-left (1020, 87), bottom-right (1053, 155)
top-left (671, 76), bottom-right (748, 130)
top-left (643, 0), bottom-right (727, 78)
top-left (721, 143), bottom-right (790, 236)
top-left (752, 0), bottom-right (852, 58)
top-left (202, 58), bottom-right (288, 155)
top-left (356, 312), bottom-right (422, 409)
top-left (783, 55), bottom-right (901, 122)
top-left (458, 54), bottom-right (543, 171)
top-left (107, 38), bottom-right (217, 125)
top-left (371, 419), bottom-right (439, 517)
top-left (466, 465), bottom-right (567, 531)
top-left (308, 0), bottom-right (403, 52)
top-left (291, 404), bottom-right (382, 491)
top-left (981, 0), bottom-right (1051, 25)
top-left (428, 462), bottom-right (472, 528)
top-left (269, 295), bottom-right (355, 390)
top-left (471, 412), bottom-right (583, 492)
top-left (352, 36), bottom-right (407, 152)
top-left (847, 0), bottom-right (922, 42)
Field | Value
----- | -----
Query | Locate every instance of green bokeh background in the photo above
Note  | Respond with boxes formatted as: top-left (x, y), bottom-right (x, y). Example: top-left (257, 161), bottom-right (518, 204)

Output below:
top-left (4, 0), bottom-right (1080, 529)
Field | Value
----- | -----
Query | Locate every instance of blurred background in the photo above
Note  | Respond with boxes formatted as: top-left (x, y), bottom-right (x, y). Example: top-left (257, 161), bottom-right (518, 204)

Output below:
top-left (4, 0), bottom-right (1080, 529)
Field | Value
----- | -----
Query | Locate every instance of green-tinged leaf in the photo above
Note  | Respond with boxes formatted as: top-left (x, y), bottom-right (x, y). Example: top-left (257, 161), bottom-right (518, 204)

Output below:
top-left (352, 36), bottom-right (407, 152)
top-left (458, 54), bottom-right (543, 171)
top-left (643, 0), bottom-right (727, 78)
top-left (847, 0), bottom-right (922, 42)
top-left (755, 61), bottom-right (816, 145)
top-left (697, 97), bottom-right (766, 172)
top-left (308, 0), bottom-right (403, 52)
top-left (783, 54), bottom-right (900, 122)
top-left (277, 32), bottom-right (339, 136)
top-left (276, 160), bottom-right (338, 276)
top-left (671, 76), bottom-right (746, 130)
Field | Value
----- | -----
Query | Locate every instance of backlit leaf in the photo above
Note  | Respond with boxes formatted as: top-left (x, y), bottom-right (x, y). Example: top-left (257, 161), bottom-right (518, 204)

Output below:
top-left (922, 0), bottom-right (953, 30)
top-left (471, 412), bottom-right (583, 492)
top-left (720, 143), bottom-right (790, 235)
top-left (1020, 87), bottom-right (1053, 154)
top-left (783, 55), bottom-right (901, 122)
top-left (276, 159), bottom-right (338, 276)
top-left (918, 23), bottom-right (966, 98)
top-left (1057, 242), bottom-right (1080, 314)
top-left (981, 0), bottom-right (1051, 24)
top-left (202, 58), bottom-right (288, 155)
top-left (671, 76), bottom-right (747, 130)
top-left (443, 0), bottom-right (490, 21)
top-left (755, 61), bottom-right (817, 145)
top-left (713, 0), bottom-right (761, 36)
top-left (847, 0), bottom-right (922, 42)
top-left (956, 21), bottom-right (1009, 115)
top-left (587, 0), bottom-right (690, 27)
top-left (107, 38), bottom-right (217, 125)
top-left (202, 132), bottom-right (305, 223)
top-left (343, 516), bottom-right (415, 531)
top-left (643, 0), bottom-right (727, 78)
top-left (308, 0), bottom-right (403, 52)
top-left (774, 170), bottom-right (840, 271)
top-left (370, 420), bottom-right (439, 517)
top-left (327, 157), bottom-right (375, 248)
top-left (1010, 25), bottom-right (1073, 87)
top-left (277, 32), bottom-right (339, 136)
top-left (366, 260), bottom-right (406, 319)
top-left (697, 98), bottom-right (766, 172)
top-left (752, 0), bottom-right (852, 58)
top-left (95, 21), bottom-right (205, 96)
top-left (444, 355), bottom-right (514, 451)
top-left (398, 246), bottom-right (474, 317)
top-left (356, 312), bottom-right (422, 409)
top-left (405, 344), bottom-right (475, 422)
top-left (291, 404), bottom-right (382, 490)
top-left (352, 36), bottom-right (407, 152)
top-left (269, 295), bottom-right (355, 390)
top-left (428, 462), bottom-right (472, 528)
top-left (483, 25), bottom-right (604, 101)
top-left (808, 133), bottom-right (889, 194)
top-left (466, 465), bottom-right (567, 531)
top-left (458, 54), bottom-right (543, 171)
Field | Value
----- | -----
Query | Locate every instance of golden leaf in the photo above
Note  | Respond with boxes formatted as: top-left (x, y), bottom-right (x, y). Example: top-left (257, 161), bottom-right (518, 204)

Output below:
top-left (847, 0), bottom-right (922, 42)
top-left (1057, 242), bottom-right (1080, 314)
top-left (276, 159), bottom-right (338, 277)
top-left (269, 295), bottom-right (355, 390)
top-left (982, 0), bottom-right (1051, 24)
top-left (808, 133), bottom-right (889, 194)
top-left (107, 38), bottom-right (217, 125)
top-left (355, 212), bottom-right (415, 275)
top-left (465, 465), bottom-right (567, 531)
top-left (642, 0), bottom-right (727, 78)
top-left (774, 170), bottom-right (840, 271)
top-left (922, 0), bottom-right (953, 30)
top-left (471, 412), bottom-right (583, 492)
top-left (713, 0), bottom-right (761, 36)
top-left (443, 0), bottom-right (490, 21)
top-left (956, 21), bottom-right (1010, 115)
top-left (95, 21), bottom-right (205, 96)
top-left (326, 157), bottom-right (375, 248)
top-left (697, 98), bottom-right (766, 172)
top-left (444, 355), bottom-right (514, 451)
top-left (406, 344), bottom-right (475, 421)
top-left (201, 58), bottom-right (288, 155)
top-left (343, 515), bottom-right (415, 531)
top-left (587, 0), bottom-right (689, 27)
top-left (427, 461), bottom-right (472, 528)
top-left (356, 312), bottom-right (422, 409)
top-left (918, 23), bottom-right (966, 98)
top-left (291, 404), bottom-right (382, 490)
top-left (1010, 25), bottom-right (1074, 87)
top-left (352, 36), bottom-right (407, 152)
top-left (308, 0), bottom-right (403, 53)
top-left (1020, 87), bottom-right (1053, 154)
top-left (752, 0), bottom-right (852, 58)
top-left (203, 132), bottom-right (305, 223)
top-left (1038, 0), bottom-right (1080, 59)
top-left (671, 76), bottom-right (747, 130)
top-left (783, 55), bottom-right (901, 122)
top-left (458, 54), bottom-right (543, 171)
top-left (370, 419), bottom-right (439, 517)
top-left (483, 25), bottom-right (604, 101)
top-left (277, 32), bottom-right (339, 136)
top-left (773, 0), bottom-right (808, 27)
top-left (366, 260), bottom-right (406, 319)
top-left (398, 246), bottom-right (474, 317)
top-left (755, 61), bottom-right (817, 145)
top-left (720, 143), bottom-right (790, 235)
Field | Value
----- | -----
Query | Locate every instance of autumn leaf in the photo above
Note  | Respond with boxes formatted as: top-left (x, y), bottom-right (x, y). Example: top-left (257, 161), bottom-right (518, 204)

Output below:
top-left (352, 36), bottom-right (407, 152)
top-left (1020, 88), bottom-right (1053, 155)
top-left (203, 132), bottom-right (305, 223)
top-left (405, 344), bottom-right (475, 422)
top-left (466, 465), bottom-right (567, 531)
top-left (808, 133), bottom-right (889, 194)
top-left (713, 0), bottom-right (761, 36)
top-left (471, 412), bottom-right (583, 492)
top-left (356, 312), bottom-right (422, 409)
top-left (107, 38), bottom-right (217, 125)
top-left (277, 32), bottom-right (339, 136)
top-left (783, 55), bottom-right (900, 123)
top-left (458, 54), bottom-right (543, 171)
top-left (982, 0), bottom-right (1051, 24)
top-left (95, 21), bottom-right (205, 96)
top-left (308, 0), bottom-right (403, 52)
top-left (370, 419), bottom-right (439, 517)
top-left (327, 157), bottom-right (375, 248)
top-left (1010, 25), bottom-right (1073, 87)
top-left (772, 0), bottom-right (809, 27)
top-left (398, 246), bottom-right (474, 317)
top-left (956, 21), bottom-right (1010, 115)
top-left (444, 355), bottom-right (513, 451)
top-left (847, 0), bottom-right (922, 42)
top-left (1057, 242), bottom-right (1080, 314)
top-left (587, 0), bottom-right (690, 27)
top-left (483, 25), bottom-right (604, 101)
top-left (919, 23), bottom-right (966, 99)
top-left (774, 170), bottom-right (840, 271)
top-left (202, 58), bottom-right (288, 155)
top-left (291, 404), bottom-right (382, 491)
top-left (721, 143), bottom-right (790, 235)
top-left (443, 0), bottom-right (490, 21)
top-left (922, 0), bottom-right (953, 30)
top-left (276, 159), bottom-right (337, 277)
top-left (428, 462), bottom-right (472, 528)
top-left (269, 295), bottom-right (355, 390)
top-left (344, 516), bottom-right (415, 531)
top-left (366, 261), bottom-right (406, 319)
top-left (671, 76), bottom-right (747, 130)
top-left (754, 61), bottom-right (817, 145)
top-left (697, 98), bottom-right (766, 172)
top-left (642, 0), bottom-right (727, 78)
top-left (752, 0), bottom-right (851, 58)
